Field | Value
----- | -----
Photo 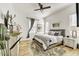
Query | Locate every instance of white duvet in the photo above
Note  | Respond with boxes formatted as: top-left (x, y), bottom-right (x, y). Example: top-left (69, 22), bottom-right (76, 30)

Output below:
top-left (34, 34), bottom-right (63, 50)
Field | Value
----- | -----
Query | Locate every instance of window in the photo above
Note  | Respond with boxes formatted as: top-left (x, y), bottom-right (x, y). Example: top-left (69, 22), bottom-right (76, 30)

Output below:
top-left (69, 13), bottom-right (77, 26)
top-left (69, 13), bottom-right (77, 37)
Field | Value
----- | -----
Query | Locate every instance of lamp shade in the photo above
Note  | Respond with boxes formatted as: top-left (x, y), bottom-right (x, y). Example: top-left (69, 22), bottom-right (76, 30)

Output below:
top-left (70, 26), bottom-right (77, 38)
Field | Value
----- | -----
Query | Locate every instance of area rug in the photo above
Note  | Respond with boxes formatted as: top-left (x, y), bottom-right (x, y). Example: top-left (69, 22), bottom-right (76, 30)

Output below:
top-left (31, 40), bottom-right (65, 56)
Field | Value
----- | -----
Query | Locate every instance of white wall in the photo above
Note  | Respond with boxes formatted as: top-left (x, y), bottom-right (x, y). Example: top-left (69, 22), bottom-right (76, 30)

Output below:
top-left (0, 3), bottom-right (29, 39)
top-left (44, 4), bottom-right (76, 36)
top-left (29, 18), bottom-right (44, 38)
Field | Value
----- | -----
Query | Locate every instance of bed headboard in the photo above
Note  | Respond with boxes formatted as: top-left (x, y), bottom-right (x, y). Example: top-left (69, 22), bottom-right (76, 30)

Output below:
top-left (49, 29), bottom-right (65, 37)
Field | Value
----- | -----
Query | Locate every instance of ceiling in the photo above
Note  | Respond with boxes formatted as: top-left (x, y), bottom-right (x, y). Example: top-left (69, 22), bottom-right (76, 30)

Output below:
top-left (13, 3), bottom-right (74, 19)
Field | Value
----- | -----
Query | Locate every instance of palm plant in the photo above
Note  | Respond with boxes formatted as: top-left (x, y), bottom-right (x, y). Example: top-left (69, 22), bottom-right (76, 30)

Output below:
top-left (0, 24), bottom-right (10, 56)
top-left (0, 10), bottom-right (21, 56)
top-left (1, 10), bottom-right (16, 32)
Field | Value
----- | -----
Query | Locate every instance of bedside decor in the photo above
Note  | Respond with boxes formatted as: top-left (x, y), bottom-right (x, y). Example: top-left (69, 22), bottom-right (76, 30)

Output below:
top-left (63, 37), bottom-right (77, 49)
top-left (71, 26), bottom-right (77, 38)
top-left (66, 36), bottom-right (69, 38)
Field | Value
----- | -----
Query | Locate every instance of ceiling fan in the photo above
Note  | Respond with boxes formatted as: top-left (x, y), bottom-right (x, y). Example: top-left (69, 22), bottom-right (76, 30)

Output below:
top-left (34, 3), bottom-right (51, 11)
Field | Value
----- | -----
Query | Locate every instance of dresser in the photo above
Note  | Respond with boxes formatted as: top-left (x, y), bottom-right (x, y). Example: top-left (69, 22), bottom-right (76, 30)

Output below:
top-left (63, 37), bottom-right (78, 49)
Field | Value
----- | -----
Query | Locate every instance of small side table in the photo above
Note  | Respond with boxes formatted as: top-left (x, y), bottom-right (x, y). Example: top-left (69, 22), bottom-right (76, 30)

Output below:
top-left (63, 37), bottom-right (77, 49)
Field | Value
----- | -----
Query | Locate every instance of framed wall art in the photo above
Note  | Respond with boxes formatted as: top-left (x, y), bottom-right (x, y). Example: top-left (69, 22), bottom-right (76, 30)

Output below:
top-left (52, 23), bottom-right (60, 27)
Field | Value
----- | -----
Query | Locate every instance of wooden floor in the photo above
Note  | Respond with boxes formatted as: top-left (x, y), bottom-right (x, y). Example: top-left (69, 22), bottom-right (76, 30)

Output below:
top-left (19, 40), bottom-right (33, 56)
top-left (19, 40), bottom-right (79, 56)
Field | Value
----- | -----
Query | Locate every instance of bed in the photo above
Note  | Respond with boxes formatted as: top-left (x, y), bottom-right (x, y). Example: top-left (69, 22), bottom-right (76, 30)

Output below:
top-left (33, 29), bottom-right (65, 50)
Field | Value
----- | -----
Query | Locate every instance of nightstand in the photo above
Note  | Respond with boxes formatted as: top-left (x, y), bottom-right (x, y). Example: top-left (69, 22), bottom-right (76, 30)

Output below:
top-left (63, 37), bottom-right (77, 49)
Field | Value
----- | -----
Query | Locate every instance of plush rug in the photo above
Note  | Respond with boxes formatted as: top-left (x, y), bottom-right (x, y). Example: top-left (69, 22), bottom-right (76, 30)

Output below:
top-left (31, 40), bottom-right (65, 56)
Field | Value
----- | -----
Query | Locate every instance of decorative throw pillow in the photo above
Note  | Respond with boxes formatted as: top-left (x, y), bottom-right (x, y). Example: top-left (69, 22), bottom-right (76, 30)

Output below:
top-left (54, 33), bottom-right (59, 36)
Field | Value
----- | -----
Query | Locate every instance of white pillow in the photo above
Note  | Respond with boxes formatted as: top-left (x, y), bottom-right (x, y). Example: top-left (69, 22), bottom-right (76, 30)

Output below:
top-left (48, 31), bottom-right (55, 35)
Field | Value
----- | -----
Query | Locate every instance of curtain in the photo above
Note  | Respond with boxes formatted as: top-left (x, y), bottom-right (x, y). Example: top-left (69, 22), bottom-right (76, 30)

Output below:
top-left (27, 18), bottom-right (35, 38)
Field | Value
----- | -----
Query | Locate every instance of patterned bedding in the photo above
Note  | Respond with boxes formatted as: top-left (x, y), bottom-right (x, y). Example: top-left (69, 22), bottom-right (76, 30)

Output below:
top-left (34, 34), bottom-right (63, 50)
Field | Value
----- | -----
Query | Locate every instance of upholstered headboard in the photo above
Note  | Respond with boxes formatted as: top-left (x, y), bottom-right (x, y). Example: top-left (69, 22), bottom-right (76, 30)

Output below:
top-left (49, 29), bottom-right (65, 37)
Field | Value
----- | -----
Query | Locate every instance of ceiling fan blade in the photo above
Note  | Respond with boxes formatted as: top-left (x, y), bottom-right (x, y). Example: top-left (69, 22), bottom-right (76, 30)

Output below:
top-left (34, 9), bottom-right (42, 11)
top-left (38, 3), bottom-right (42, 6)
top-left (42, 6), bottom-right (51, 9)
top-left (34, 3), bottom-right (51, 11)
